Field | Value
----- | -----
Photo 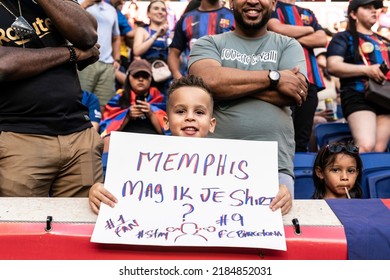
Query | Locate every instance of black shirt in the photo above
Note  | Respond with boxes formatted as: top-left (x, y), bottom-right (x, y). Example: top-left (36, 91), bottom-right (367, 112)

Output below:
top-left (0, 0), bottom-right (91, 135)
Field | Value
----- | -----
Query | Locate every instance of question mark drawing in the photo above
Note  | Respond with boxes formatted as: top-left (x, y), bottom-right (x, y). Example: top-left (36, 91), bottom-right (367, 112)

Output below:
top-left (182, 203), bottom-right (194, 221)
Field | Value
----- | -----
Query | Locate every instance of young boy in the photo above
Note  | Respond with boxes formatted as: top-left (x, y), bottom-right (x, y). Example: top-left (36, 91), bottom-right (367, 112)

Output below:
top-left (163, 74), bottom-right (216, 137)
top-left (89, 75), bottom-right (292, 214)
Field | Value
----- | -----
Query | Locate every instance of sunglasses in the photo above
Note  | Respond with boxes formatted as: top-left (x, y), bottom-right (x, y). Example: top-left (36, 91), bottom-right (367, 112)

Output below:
top-left (327, 144), bottom-right (359, 154)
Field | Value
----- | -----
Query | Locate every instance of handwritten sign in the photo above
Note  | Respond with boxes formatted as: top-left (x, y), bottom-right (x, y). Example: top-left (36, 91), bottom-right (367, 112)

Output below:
top-left (91, 131), bottom-right (286, 250)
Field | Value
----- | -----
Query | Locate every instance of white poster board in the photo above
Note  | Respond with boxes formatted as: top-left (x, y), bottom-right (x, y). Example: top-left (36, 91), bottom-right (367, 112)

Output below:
top-left (91, 131), bottom-right (286, 251)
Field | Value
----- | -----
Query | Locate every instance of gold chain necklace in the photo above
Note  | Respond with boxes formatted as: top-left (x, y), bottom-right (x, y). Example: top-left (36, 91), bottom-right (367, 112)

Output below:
top-left (0, 0), bottom-right (35, 47)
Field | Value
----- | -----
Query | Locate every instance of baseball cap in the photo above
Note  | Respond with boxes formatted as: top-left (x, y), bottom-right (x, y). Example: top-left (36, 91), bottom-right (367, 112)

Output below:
top-left (348, 0), bottom-right (383, 13)
top-left (127, 59), bottom-right (152, 76)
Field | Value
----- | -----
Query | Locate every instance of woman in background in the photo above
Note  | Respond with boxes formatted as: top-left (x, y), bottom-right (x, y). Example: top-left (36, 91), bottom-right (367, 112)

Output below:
top-left (132, 0), bottom-right (171, 94)
top-left (327, 0), bottom-right (390, 152)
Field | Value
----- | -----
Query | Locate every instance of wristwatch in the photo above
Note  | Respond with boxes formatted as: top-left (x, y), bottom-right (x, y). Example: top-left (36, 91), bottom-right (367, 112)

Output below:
top-left (268, 70), bottom-right (280, 89)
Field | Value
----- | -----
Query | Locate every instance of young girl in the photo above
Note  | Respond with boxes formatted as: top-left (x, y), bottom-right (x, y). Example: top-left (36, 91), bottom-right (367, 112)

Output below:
top-left (312, 142), bottom-right (363, 199)
top-left (99, 59), bottom-right (166, 152)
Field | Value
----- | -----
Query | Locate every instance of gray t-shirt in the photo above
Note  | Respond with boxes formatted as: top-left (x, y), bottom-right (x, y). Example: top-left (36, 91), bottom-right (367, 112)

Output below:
top-left (189, 31), bottom-right (307, 178)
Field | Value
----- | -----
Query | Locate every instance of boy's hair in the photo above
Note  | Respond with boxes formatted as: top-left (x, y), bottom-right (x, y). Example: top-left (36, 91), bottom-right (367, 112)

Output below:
top-left (166, 75), bottom-right (214, 110)
top-left (312, 141), bottom-right (363, 199)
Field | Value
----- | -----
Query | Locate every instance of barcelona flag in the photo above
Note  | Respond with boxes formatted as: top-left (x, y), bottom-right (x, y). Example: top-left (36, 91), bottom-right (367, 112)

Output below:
top-left (327, 199), bottom-right (390, 260)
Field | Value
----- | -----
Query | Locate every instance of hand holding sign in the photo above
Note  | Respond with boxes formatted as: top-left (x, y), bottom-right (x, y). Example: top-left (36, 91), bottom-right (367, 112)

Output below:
top-left (91, 132), bottom-right (286, 250)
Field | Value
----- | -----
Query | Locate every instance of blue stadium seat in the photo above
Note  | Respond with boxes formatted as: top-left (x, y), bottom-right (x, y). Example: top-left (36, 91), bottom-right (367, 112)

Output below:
top-left (360, 152), bottom-right (390, 198)
top-left (293, 152), bottom-right (317, 171)
top-left (367, 170), bottom-right (390, 198)
top-left (314, 122), bottom-right (352, 150)
top-left (294, 170), bottom-right (316, 199)
top-left (293, 152), bottom-right (317, 199)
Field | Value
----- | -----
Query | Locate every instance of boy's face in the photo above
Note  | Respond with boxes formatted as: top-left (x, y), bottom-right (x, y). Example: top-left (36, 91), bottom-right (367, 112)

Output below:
top-left (164, 87), bottom-right (216, 138)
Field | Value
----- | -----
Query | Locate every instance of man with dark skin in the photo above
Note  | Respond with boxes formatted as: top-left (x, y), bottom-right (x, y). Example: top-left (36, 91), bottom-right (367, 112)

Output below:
top-left (0, 0), bottom-right (102, 197)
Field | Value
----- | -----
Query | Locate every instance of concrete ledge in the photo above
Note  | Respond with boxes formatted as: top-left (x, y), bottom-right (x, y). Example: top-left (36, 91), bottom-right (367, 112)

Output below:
top-left (0, 197), bottom-right (341, 226)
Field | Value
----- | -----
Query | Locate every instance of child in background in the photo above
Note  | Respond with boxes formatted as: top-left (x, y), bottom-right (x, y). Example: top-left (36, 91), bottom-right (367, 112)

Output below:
top-left (312, 142), bottom-right (363, 199)
top-left (99, 59), bottom-right (166, 152)
top-left (89, 75), bottom-right (292, 215)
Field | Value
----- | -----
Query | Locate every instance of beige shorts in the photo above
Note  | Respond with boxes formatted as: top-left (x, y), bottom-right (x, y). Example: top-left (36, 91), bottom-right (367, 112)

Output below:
top-left (77, 61), bottom-right (116, 106)
top-left (0, 128), bottom-right (104, 197)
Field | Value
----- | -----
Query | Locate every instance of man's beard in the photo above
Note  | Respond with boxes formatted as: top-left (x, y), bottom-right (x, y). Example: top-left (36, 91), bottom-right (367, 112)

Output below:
top-left (233, 9), bottom-right (271, 31)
